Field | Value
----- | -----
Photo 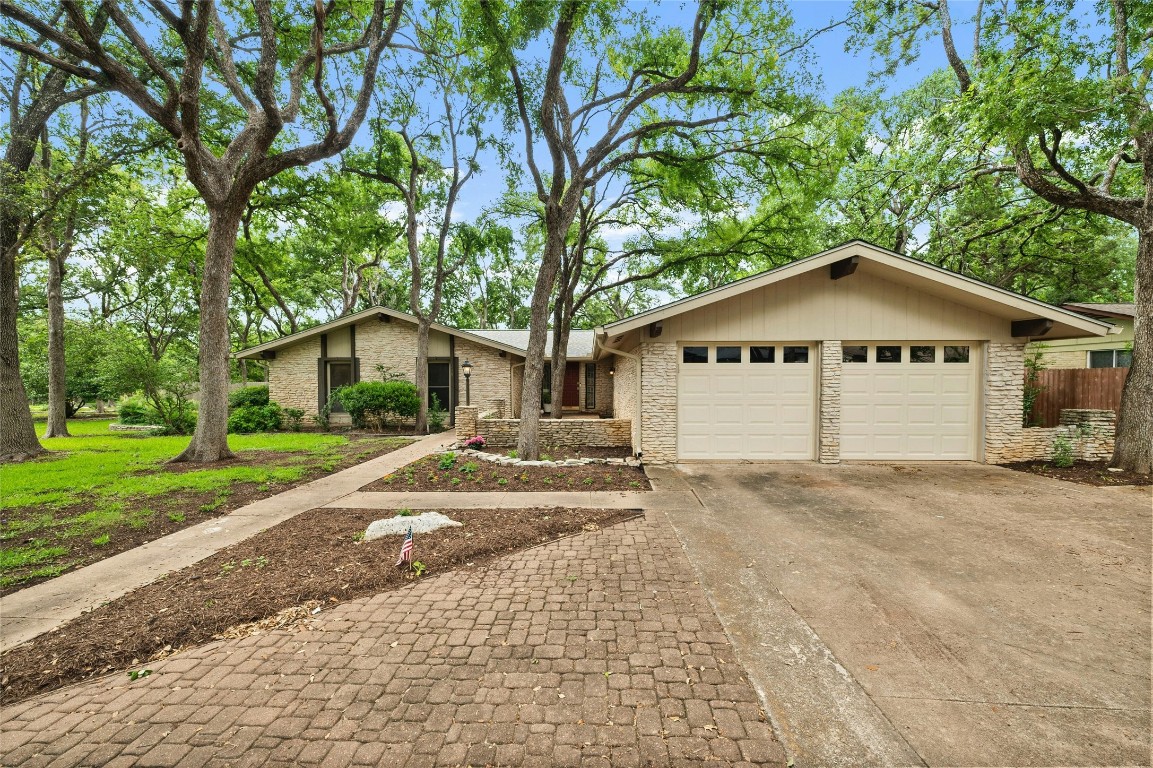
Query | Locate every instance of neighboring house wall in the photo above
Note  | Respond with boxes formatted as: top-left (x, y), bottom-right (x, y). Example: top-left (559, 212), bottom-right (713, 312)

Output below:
top-left (1030, 318), bottom-right (1133, 369)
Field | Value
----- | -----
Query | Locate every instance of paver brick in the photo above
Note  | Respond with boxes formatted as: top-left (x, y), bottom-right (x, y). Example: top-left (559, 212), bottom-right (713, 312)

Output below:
top-left (0, 513), bottom-right (783, 767)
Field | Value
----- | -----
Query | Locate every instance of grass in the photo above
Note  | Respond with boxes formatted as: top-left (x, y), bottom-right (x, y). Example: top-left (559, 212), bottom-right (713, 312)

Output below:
top-left (1, 418), bottom-right (409, 590)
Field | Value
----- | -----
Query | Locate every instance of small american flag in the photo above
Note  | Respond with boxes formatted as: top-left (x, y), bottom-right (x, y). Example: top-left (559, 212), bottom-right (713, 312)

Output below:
top-left (395, 527), bottom-right (414, 567)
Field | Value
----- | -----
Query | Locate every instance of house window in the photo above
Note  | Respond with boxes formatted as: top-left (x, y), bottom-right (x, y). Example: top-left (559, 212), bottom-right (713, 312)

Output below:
top-left (683, 346), bottom-right (708, 363)
top-left (750, 346), bottom-right (775, 363)
top-left (876, 346), bottom-right (902, 363)
top-left (782, 346), bottom-right (809, 363)
top-left (1089, 349), bottom-right (1132, 368)
top-left (327, 361), bottom-right (353, 412)
top-left (842, 345), bottom-right (867, 363)
top-left (716, 346), bottom-right (741, 363)
top-left (585, 363), bottom-right (596, 409)
top-left (910, 346), bottom-right (935, 363)
top-left (944, 345), bottom-right (970, 363)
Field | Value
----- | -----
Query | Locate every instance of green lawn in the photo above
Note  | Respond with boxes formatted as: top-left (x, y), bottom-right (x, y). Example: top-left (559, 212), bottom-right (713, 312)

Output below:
top-left (0, 419), bottom-right (409, 589)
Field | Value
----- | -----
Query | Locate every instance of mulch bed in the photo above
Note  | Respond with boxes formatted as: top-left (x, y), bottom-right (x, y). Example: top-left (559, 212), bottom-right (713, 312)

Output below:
top-left (0, 506), bottom-right (638, 705)
top-left (1, 438), bottom-right (409, 596)
top-left (360, 454), bottom-right (651, 493)
top-left (1001, 460), bottom-right (1151, 487)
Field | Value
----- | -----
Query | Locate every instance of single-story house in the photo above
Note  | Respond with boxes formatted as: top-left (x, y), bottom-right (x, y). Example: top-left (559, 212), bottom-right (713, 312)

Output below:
top-left (592, 240), bottom-right (1112, 463)
top-left (1029, 302), bottom-right (1133, 369)
top-left (234, 309), bottom-right (615, 424)
top-left (236, 240), bottom-right (1113, 464)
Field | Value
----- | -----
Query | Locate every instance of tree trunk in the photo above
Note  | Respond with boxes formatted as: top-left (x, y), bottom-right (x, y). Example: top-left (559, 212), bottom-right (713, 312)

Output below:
top-left (516, 230), bottom-right (565, 460)
top-left (173, 204), bottom-right (244, 463)
top-left (549, 303), bottom-right (571, 420)
top-left (44, 249), bottom-right (70, 437)
top-left (0, 236), bottom-right (43, 462)
top-left (414, 317), bottom-right (431, 434)
top-left (1111, 228), bottom-right (1152, 473)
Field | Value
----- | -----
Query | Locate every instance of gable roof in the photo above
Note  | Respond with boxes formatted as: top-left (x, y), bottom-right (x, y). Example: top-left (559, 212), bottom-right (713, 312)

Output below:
top-left (597, 240), bottom-right (1113, 342)
top-left (234, 306), bottom-right (528, 360)
top-left (233, 306), bottom-right (598, 360)
top-left (1062, 302), bottom-right (1135, 320)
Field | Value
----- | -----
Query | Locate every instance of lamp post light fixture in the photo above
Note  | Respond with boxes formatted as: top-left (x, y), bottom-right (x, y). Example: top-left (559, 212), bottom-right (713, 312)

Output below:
top-left (461, 359), bottom-right (473, 406)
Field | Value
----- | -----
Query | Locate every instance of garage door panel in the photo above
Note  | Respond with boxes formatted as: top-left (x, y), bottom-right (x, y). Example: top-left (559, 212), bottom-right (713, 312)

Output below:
top-left (678, 344), bottom-right (814, 460)
top-left (841, 343), bottom-right (976, 460)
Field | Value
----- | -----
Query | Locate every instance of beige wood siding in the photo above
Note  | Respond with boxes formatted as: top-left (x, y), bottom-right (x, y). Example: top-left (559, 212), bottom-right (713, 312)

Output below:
top-left (652, 269), bottom-right (1015, 343)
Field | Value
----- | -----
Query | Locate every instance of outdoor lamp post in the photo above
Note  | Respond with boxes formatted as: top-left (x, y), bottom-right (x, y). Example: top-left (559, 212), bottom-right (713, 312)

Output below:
top-left (462, 359), bottom-right (473, 406)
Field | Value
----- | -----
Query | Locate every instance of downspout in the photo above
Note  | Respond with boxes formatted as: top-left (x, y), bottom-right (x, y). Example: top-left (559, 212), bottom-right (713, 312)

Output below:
top-left (594, 331), bottom-right (642, 458)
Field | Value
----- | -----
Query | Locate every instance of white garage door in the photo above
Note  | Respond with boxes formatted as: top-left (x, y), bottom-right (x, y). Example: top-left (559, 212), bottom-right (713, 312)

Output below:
top-left (841, 343), bottom-right (977, 460)
top-left (678, 344), bottom-right (814, 460)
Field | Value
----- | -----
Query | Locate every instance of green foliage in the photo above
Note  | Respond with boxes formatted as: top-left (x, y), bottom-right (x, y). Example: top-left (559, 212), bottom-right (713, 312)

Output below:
top-left (428, 394), bottom-right (447, 433)
top-left (1051, 436), bottom-right (1075, 468)
top-left (117, 397), bottom-right (155, 425)
top-left (228, 404), bottom-right (284, 434)
top-left (282, 408), bottom-right (305, 432)
top-left (438, 451), bottom-right (457, 470)
top-left (229, 386), bottom-right (271, 409)
top-left (336, 381), bottom-right (420, 430)
top-left (1023, 348), bottom-right (1047, 427)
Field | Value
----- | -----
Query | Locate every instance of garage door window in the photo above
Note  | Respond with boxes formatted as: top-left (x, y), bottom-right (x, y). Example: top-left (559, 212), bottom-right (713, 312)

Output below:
top-left (843, 345), bottom-right (867, 363)
top-left (716, 346), bottom-right (741, 363)
top-left (944, 345), bottom-right (970, 363)
top-left (683, 346), bottom-right (708, 363)
top-left (783, 346), bottom-right (809, 363)
top-left (877, 345), bottom-right (902, 363)
top-left (911, 345), bottom-right (935, 363)
top-left (750, 346), bottom-right (774, 363)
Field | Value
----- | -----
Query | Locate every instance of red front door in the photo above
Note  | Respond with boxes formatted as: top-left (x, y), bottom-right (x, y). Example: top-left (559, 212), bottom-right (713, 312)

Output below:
top-left (563, 362), bottom-right (580, 407)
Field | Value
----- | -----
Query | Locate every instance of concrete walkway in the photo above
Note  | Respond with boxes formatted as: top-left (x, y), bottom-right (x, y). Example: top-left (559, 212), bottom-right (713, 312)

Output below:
top-left (0, 433), bottom-right (455, 653)
top-left (328, 490), bottom-right (648, 510)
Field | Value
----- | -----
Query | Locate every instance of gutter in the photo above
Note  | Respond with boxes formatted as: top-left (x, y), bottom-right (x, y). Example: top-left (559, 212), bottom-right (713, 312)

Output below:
top-left (594, 331), bottom-right (642, 458)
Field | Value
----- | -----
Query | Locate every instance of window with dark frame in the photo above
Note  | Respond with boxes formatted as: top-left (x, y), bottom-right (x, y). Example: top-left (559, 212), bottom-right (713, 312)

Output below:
top-left (876, 345), bottom-right (902, 363)
top-left (782, 346), bottom-right (809, 363)
top-left (683, 346), bottom-right (708, 363)
top-left (716, 346), bottom-right (741, 363)
top-left (1089, 349), bottom-right (1132, 368)
top-left (842, 345), bottom-right (867, 363)
top-left (910, 346), bottom-right (935, 363)
top-left (750, 346), bottom-right (775, 363)
top-left (944, 345), bottom-right (970, 363)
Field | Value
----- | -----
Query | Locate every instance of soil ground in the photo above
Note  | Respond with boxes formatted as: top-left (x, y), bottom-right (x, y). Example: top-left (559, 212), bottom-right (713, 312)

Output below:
top-left (1, 437), bottom-right (409, 595)
top-left (361, 454), bottom-right (651, 493)
top-left (0, 506), bottom-right (639, 705)
top-left (1001, 460), bottom-right (1151, 486)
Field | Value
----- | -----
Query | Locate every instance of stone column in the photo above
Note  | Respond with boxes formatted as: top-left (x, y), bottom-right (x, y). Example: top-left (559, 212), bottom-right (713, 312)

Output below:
top-left (819, 341), bottom-right (842, 464)
top-left (639, 342), bottom-right (678, 463)
top-left (983, 342), bottom-right (1025, 463)
top-left (455, 405), bottom-right (479, 439)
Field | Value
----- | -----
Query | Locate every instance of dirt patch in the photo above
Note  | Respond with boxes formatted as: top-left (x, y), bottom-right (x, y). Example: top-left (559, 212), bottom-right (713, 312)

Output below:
top-left (1001, 460), bottom-right (1151, 487)
top-left (1, 438), bottom-right (410, 596)
top-left (361, 454), bottom-right (651, 493)
top-left (0, 506), bottom-right (638, 704)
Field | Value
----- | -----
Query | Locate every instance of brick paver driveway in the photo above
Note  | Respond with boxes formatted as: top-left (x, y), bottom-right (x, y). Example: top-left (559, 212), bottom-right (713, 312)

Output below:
top-left (0, 511), bottom-right (784, 767)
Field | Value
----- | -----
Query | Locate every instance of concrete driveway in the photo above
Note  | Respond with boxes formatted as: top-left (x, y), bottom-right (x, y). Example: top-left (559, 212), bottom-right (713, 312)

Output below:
top-left (652, 463), bottom-right (1151, 767)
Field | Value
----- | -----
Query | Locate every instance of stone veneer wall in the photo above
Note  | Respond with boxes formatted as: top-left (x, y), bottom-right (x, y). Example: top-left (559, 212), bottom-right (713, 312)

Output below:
top-left (611, 353), bottom-right (637, 426)
top-left (267, 335), bottom-right (322, 415)
top-left (1012, 410), bottom-right (1115, 462)
top-left (638, 341), bottom-right (678, 463)
top-left (984, 342), bottom-right (1027, 463)
top-left (455, 405), bottom-right (631, 449)
top-left (266, 319), bottom-right (514, 421)
top-left (819, 341), bottom-right (842, 464)
top-left (595, 359), bottom-right (615, 417)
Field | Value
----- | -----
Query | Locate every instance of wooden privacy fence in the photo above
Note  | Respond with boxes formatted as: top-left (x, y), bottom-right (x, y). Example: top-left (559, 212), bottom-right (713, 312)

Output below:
top-left (1028, 367), bottom-right (1127, 427)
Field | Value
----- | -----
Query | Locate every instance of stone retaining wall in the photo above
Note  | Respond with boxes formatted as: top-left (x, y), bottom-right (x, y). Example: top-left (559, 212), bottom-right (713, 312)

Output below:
top-left (1009, 409), bottom-right (1116, 463)
top-left (455, 405), bottom-right (632, 450)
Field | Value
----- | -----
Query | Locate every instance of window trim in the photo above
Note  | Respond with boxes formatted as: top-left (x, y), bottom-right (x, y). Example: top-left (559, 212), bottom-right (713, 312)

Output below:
top-left (682, 346), bottom-right (709, 364)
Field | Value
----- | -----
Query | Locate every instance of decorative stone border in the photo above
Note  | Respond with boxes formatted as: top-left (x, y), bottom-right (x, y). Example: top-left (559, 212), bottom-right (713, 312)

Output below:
top-left (108, 424), bottom-right (160, 432)
top-left (445, 446), bottom-right (643, 468)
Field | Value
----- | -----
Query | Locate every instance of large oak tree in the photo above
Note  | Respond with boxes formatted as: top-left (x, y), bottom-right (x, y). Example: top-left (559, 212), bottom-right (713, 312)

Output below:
top-left (1, 0), bottom-right (404, 461)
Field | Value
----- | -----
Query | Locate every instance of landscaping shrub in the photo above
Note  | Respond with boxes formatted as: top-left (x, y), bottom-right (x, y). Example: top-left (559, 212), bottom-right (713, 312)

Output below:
top-left (229, 385), bottom-right (270, 409)
top-left (1051, 435), bottom-right (1075, 468)
top-left (282, 408), bottom-right (305, 432)
top-left (335, 381), bottom-right (420, 430)
top-left (464, 435), bottom-right (486, 450)
top-left (117, 397), bottom-right (154, 425)
top-left (428, 393), bottom-right (447, 433)
top-left (228, 403), bottom-right (283, 434)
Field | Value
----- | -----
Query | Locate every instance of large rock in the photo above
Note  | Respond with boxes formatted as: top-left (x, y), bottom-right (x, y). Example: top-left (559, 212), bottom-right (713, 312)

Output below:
top-left (363, 512), bottom-right (462, 542)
